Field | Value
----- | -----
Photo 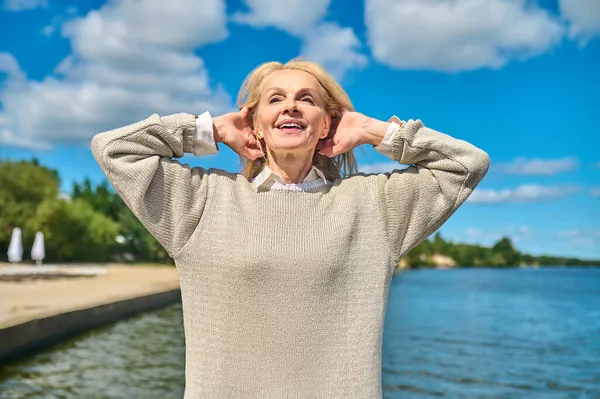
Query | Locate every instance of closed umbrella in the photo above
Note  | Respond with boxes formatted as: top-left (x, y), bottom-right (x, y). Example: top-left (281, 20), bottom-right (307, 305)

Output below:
top-left (31, 231), bottom-right (45, 265)
top-left (7, 227), bottom-right (23, 263)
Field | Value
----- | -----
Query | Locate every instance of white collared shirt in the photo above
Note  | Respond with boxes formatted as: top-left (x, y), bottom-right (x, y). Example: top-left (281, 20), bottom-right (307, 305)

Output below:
top-left (252, 164), bottom-right (328, 186)
top-left (193, 112), bottom-right (404, 190)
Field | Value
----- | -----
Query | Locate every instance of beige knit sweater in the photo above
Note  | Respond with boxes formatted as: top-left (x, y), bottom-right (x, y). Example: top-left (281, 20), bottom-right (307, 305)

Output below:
top-left (91, 112), bottom-right (490, 398)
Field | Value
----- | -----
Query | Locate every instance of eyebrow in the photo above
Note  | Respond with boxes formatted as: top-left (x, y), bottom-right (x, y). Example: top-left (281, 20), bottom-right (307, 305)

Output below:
top-left (265, 87), bottom-right (319, 96)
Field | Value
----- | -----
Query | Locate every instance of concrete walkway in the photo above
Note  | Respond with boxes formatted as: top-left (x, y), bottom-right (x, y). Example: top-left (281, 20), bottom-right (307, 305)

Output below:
top-left (0, 264), bottom-right (180, 362)
top-left (0, 264), bottom-right (179, 329)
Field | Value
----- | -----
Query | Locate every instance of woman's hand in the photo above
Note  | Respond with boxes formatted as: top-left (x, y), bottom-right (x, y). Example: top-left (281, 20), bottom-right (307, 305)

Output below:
top-left (316, 109), bottom-right (388, 158)
top-left (213, 107), bottom-right (264, 160)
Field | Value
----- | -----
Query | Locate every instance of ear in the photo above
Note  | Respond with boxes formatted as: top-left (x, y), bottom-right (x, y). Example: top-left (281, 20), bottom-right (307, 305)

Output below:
top-left (322, 114), bottom-right (332, 139)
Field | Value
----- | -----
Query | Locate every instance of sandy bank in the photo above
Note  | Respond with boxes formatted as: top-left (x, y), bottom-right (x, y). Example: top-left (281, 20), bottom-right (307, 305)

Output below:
top-left (0, 264), bottom-right (179, 329)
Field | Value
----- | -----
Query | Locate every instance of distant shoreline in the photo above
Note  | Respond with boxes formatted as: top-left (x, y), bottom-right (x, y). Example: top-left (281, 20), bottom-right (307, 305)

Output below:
top-left (395, 263), bottom-right (600, 273)
top-left (395, 233), bottom-right (600, 270)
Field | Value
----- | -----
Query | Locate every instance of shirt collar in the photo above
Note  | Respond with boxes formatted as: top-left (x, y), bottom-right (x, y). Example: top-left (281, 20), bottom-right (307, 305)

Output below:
top-left (251, 165), bottom-right (328, 189)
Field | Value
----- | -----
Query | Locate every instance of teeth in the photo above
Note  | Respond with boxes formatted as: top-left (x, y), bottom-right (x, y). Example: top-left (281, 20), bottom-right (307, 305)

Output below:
top-left (280, 123), bottom-right (303, 129)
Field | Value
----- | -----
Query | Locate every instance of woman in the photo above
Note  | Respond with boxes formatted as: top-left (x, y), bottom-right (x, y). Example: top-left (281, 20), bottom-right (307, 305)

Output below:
top-left (92, 59), bottom-right (490, 398)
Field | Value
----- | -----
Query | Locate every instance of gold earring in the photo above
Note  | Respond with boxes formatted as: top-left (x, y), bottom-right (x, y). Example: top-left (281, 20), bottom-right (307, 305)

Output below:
top-left (257, 131), bottom-right (263, 139)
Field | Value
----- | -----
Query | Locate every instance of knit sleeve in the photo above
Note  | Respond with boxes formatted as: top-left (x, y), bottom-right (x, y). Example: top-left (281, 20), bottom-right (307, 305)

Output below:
top-left (91, 113), bottom-right (210, 258)
top-left (374, 117), bottom-right (490, 262)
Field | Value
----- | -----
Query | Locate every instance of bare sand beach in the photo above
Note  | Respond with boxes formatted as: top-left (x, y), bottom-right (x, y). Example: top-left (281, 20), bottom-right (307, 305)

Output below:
top-left (0, 263), bottom-right (179, 329)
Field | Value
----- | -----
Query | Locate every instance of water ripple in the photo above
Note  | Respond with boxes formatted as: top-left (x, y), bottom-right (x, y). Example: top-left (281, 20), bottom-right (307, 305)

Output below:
top-left (1, 268), bottom-right (599, 398)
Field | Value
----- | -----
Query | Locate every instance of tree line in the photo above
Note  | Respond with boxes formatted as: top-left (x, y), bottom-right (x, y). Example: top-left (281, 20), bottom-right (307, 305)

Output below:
top-left (1, 158), bottom-right (598, 268)
top-left (0, 158), bottom-right (170, 264)
top-left (403, 232), bottom-right (599, 269)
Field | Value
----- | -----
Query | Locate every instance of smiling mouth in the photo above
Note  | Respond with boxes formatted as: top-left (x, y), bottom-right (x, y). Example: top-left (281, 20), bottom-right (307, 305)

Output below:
top-left (276, 126), bottom-right (306, 133)
top-left (275, 120), bottom-right (307, 132)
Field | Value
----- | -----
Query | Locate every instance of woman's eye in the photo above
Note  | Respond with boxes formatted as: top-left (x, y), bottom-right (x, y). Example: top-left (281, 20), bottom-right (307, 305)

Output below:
top-left (268, 96), bottom-right (313, 104)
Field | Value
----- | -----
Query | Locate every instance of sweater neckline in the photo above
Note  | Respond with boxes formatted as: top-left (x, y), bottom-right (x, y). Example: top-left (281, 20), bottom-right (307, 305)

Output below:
top-left (260, 179), bottom-right (330, 192)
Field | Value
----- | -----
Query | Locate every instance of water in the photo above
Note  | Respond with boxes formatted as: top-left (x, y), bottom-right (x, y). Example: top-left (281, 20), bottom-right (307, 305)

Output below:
top-left (382, 268), bottom-right (600, 398)
top-left (1, 268), bottom-right (599, 398)
top-left (0, 306), bottom-right (186, 398)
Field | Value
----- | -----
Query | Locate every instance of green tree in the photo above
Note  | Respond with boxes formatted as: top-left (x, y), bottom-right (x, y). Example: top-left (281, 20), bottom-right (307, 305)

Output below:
top-left (72, 178), bottom-right (123, 221)
top-left (431, 232), bottom-right (450, 254)
top-left (491, 237), bottom-right (521, 267)
top-left (72, 178), bottom-right (172, 263)
top-left (25, 198), bottom-right (119, 262)
top-left (405, 239), bottom-right (435, 268)
top-left (116, 206), bottom-right (172, 263)
top-left (0, 159), bottom-right (61, 261)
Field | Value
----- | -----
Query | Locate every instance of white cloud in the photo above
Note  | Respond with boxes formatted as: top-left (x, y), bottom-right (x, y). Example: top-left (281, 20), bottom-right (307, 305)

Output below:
top-left (559, 0), bottom-right (600, 43)
top-left (358, 162), bottom-right (409, 174)
top-left (468, 184), bottom-right (581, 204)
top-left (462, 227), bottom-right (502, 244)
top-left (556, 229), bottom-right (600, 249)
top-left (232, 0), bottom-right (366, 80)
top-left (473, 225), bottom-right (532, 238)
top-left (590, 187), bottom-right (600, 197)
top-left (300, 23), bottom-right (368, 80)
top-left (557, 229), bottom-right (600, 238)
top-left (41, 25), bottom-right (56, 37)
top-left (41, 7), bottom-right (78, 38)
top-left (365, 0), bottom-right (565, 71)
top-left (0, 52), bottom-right (25, 79)
top-left (571, 236), bottom-right (596, 248)
top-left (504, 225), bottom-right (531, 243)
top-left (0, 0), bottom-right (232, 149)
top-left (557, 229), bottom-right (580, 238)
top-left (3, 0), bottom-right (47, 11)
top-left (58, 192), bottom-right (71, 201)
top-left (446, 225), bottom-right (537, 247)
top-left (494, 156), bottom-right (579, 175)
top-left (466, 227), bottom-right (484, 237)
top-left (231, 0), bottom-right (330, 36)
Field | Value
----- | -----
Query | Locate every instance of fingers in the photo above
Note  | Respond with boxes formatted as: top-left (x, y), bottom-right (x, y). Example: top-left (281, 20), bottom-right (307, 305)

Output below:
top-left (240, 106), bottom-right (251, 126)
top-left (255, 135), bottom-right (265, 154)
top-left (243, 135), bottom-right (265, 160)
top-left (318, 139), bottom-right (344, 158)
top-left (318, 145), bottom-right (343, 158)
top-left (319, 138), bottom-right (333, 149)
top-left (243, 149), bottom-right (264, 160)
top-left (318, 136), bottom-right (358, 158)
top-left (248, 131), bottom-right (263, 149)
top-left (317, 138), bottom-right (332, 155)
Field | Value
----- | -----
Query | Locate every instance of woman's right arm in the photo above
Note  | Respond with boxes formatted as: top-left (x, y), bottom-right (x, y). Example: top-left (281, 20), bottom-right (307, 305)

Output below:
top-left (91, 112), bottom-right (212, 259)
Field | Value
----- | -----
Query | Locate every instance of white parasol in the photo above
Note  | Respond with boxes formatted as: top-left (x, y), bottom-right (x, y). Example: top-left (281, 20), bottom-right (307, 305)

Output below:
top-left (31, 231), bottom-right (45, 265)
top-left (7, 227), bottom-right (23, 263)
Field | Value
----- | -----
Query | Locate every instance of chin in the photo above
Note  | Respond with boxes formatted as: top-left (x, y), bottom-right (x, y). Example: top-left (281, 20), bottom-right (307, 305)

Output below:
top-left (270, 140), bottom-right (313, 153)
top-left (271, 136), bottom-right (306, 146)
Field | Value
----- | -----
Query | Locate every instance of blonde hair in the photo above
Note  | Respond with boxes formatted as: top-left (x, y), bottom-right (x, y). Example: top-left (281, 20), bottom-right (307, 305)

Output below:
top-left (237, 58), bottom-right (358, 182)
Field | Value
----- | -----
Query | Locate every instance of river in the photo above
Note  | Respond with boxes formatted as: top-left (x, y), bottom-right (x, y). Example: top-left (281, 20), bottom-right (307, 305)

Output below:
top-left (1, 268), bottom-right (599, 398)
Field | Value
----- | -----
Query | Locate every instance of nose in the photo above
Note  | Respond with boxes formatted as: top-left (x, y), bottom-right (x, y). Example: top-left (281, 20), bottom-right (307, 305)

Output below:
top-left (282, 99), bottom-right (300, 114)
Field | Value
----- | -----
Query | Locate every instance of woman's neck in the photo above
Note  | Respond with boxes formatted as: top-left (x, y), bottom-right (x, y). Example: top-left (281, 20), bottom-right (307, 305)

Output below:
top-left (267, 151), bottom-right (314, 184)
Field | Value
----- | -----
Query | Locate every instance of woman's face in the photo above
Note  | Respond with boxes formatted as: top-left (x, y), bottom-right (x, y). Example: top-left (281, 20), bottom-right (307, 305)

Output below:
top-left (255, 69), bottom-right (330, 156)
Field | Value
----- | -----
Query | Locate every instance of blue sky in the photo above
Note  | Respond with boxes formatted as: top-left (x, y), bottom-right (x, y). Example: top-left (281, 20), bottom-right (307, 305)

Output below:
top-left (1, 0), bottom-right (599, 260)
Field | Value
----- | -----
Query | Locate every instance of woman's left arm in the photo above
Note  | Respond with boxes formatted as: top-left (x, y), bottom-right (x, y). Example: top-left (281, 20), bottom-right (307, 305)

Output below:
top-left (318, 111), bottom-right (490, 262)
top-left (369, 116), bottom-right (490, 262)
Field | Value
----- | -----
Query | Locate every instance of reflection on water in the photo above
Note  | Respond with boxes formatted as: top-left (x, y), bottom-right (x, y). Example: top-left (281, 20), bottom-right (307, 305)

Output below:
top-left (1, 268), bottom-right (599, 398)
